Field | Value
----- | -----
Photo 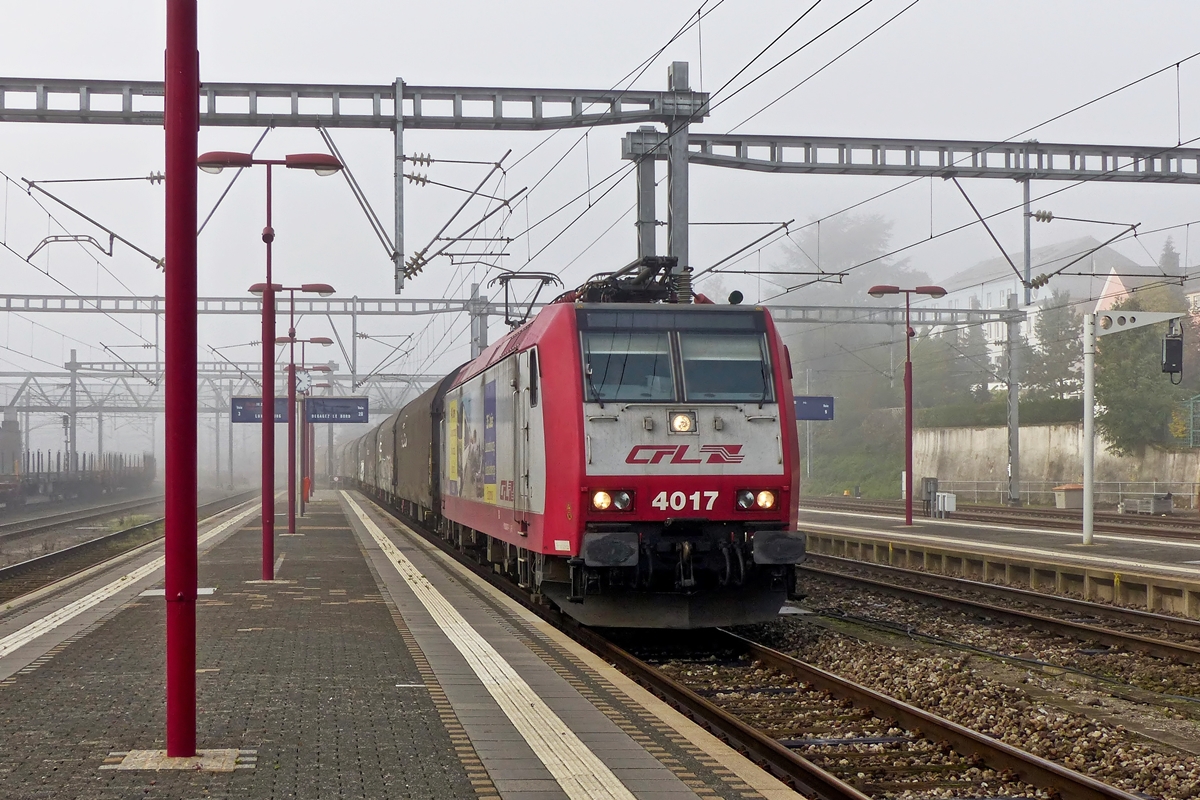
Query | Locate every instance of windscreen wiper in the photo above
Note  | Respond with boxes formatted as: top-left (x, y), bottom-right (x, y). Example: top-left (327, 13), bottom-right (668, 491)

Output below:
top-left (584, 342), bottom-right (606, 409)
top-left (757, 337), bottom-right (770, 409)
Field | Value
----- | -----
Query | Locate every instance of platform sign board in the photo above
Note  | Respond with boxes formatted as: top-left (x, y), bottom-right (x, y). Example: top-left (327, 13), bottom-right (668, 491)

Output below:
top-left (231, 397), bottom-right (288, 423)
top-left (794, 396), bottom-right (835, 421)
top-left (305, 397), bottom-right (369, 423)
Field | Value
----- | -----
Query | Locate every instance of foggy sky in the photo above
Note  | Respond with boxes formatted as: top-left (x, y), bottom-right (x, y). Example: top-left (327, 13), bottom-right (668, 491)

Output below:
top-left (2, 0), bottom-right (1200, 458)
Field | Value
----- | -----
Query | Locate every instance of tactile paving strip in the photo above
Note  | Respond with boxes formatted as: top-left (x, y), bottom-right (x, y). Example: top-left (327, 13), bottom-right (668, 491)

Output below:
top-left (469, 586), bottom-right (765, 800)
top-left (363, 503), bottom-right (767, 800)
top-left (354, 533), bottom-right (501, 800)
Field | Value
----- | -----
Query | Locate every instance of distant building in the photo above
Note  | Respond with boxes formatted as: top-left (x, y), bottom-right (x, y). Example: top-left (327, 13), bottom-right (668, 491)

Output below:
top-left (931, 236), bottom-right (1151, 357)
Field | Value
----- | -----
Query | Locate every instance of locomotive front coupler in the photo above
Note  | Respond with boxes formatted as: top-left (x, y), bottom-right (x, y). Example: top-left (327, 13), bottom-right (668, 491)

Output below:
top-left (675, 540), bottom-right (697, 590)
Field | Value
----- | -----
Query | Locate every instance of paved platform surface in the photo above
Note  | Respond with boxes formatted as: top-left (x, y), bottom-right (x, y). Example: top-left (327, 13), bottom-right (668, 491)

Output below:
top-left (799, 506), bottom-right (1200, 579)
top-left (0, 490), bottom-right (800, 800)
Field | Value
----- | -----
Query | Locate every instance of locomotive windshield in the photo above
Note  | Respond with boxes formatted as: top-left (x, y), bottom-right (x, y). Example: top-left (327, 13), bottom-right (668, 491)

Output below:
top-left (578, 307), bottom-right (774, 403)
top-left (679, 333), bottom-right (774, 402)
top-left (582, 332), bottom-right (675, 401)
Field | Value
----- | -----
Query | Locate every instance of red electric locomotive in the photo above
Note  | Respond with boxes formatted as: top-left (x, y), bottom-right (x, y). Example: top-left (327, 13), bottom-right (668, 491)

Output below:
top-left (343, 257), bottom-right (805, 628)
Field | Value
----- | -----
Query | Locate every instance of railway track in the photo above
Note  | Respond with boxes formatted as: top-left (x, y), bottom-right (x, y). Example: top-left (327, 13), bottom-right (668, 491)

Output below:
top-left (0, 490), bottom-right (255, 604)
top-left (799, 558), bottom-right (1200, 666)
top-left (611, 628), bottom-right (1142, 800)
top-left (0, 492), bottom-right (165, 542)
top-left (801, 496), bottom-right (1200, 539)
top-left (806, 553), bottom-right (1200, 642)
top-left (369, 491), bottom-right (1144, 800)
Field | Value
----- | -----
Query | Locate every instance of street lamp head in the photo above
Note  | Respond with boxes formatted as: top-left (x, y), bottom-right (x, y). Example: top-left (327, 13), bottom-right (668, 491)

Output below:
top-left (915, 285), bottom-right (947, 299)
top-left (300, 282), bottom-right (336, 297)
top-left (284, 153), bottom-right (342, 176)
top-left (309, 337), bottom-right (334, 346)
top-left (197, 151), bottom-right (253, 174)
top-left (310, 364), bottom-right (333, 372)
top-left (248, 282), bottom-right (283, 296)
top-left (274, 336), bottom-right (293, 344)
top-left (867, 285), bottom-right (900, 298)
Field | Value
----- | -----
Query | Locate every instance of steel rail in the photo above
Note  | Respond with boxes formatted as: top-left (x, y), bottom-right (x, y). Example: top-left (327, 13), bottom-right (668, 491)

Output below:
top-left (802, 495), bottom-right (1199, 526)
top-left (800, 564), bottom-right (1200, 664)
top-left (802, 496), bottom-right (1187, 525)
top-left (362, 487), bottom-right (1141, 800)
top-left (0, 493), bottom-right (165, 541)
top-left (808, 553), bottom-right (1200, 639)
top-left (361, 489), bottom-right (868, 800)
top-left (0, 490), bottom-right (255, 600)
top-left (572, 625), bottom-right (870, 800)
top-left (718, 629), bottom-right (1142, 800)
top-left (800, 497), bottom-right (1200, 538)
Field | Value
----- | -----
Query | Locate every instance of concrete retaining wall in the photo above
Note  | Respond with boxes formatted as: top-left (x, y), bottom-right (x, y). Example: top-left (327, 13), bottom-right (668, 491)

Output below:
top-left (914, 423), bottom-right (1200, 484)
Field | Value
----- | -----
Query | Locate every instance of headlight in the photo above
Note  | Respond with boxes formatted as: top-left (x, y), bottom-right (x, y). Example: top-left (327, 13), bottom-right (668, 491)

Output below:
top-left (670, 412), bottom-right (696, 433)
top-left (737, 489), bottom-right (777, 511)
top-left (592, 490), bottom-right (632, 511)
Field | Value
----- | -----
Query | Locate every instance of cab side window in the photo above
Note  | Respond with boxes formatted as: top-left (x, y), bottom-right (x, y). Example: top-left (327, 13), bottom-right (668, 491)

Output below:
top-left (529, 349), bottom-right (539, 407)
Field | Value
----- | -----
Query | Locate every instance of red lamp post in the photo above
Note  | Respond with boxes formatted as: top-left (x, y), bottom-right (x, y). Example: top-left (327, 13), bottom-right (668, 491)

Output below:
top-left (300, 365), bottom-right (333, 509)
top-left (197, 151), bottom-right (341, 581)
top-left (164, 0), bottom-right (199, 758)
top-left (274, 324), bottom-right (334, 533)
top-left (867, 284), bottom-right (947, 526)
top-left (311, 380), bottom-right (334, 492)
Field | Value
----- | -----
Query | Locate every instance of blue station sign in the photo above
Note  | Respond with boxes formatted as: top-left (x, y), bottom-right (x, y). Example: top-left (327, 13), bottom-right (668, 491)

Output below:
top-left (794, 396), bottom-right (835, 421)
top-left (231, 397), bottom-right (288, 423)
top-left (305, 397), bottom-right (369, 423)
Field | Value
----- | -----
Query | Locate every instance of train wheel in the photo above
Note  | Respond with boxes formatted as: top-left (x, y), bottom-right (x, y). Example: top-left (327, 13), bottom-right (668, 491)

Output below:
top-left (732, 545), bottom-right (747, 587)
top-left (636, 544), bottom-right (654, 589)
top-left (717, 544), bottom-right (733, 587)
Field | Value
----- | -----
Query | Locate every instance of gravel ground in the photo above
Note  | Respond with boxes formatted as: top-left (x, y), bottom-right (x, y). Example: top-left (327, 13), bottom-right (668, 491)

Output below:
top-left (653, 652), bottom-right (1045, 799)
top-left (739, 618), bottom-right (1200, 800)
top-left (0, 514), bottom-right (156, 567)
top-left (802, 572), bottom-right (1200, 701)
top-left (809, 560), bottom-right (1200, 645)
top-left (0, 488), bottom-right (231, 568)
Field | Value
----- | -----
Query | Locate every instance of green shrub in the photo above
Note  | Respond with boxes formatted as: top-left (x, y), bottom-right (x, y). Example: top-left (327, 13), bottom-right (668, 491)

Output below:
top-left (802, 449), bottom-right (902, 500)
top-left (916, 397), bottom-right (1082, 428)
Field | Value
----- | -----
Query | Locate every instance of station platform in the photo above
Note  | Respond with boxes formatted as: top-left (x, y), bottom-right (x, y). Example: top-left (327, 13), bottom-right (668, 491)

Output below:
top-left (0, 490), bottom-right (800, 800)
top-left (799, 506), bottom-right (1200, 616)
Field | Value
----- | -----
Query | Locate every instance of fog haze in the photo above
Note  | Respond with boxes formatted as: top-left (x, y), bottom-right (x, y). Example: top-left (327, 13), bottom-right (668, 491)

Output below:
top-left (2, 0), bottom-right (1199, 460)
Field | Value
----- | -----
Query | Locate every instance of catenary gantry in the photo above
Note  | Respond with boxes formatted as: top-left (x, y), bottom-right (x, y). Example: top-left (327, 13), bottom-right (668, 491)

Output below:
top-left (4, 67), bottom-right (1194, 508)
top-left (623, 130), bottom-right (1200, 184)
top-left (0, 77), bottom-right (708, 130)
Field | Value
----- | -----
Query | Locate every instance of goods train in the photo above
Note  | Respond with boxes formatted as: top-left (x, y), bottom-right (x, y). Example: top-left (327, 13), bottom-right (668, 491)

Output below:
top-left (0, 411), bottom-right (156, 510)
top-left (0, 452), bottom-right (156, 511)
top-left (340, 257), bottom-right (805, 627)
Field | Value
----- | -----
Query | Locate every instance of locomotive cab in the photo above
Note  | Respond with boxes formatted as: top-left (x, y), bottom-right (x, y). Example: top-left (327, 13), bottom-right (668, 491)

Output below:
top-left (342, 256), bottom-right (805, 630)
top-left (538, 303), bottom-right (805, 627)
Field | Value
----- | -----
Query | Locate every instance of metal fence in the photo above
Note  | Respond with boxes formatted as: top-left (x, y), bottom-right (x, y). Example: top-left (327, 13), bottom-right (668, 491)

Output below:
top-left (934, 480), bottom-right (1200, 510)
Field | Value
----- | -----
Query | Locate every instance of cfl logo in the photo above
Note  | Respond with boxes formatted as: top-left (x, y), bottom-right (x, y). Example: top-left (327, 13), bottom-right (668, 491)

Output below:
top-left (699, 444), bottom-right (745, 464)
top-left (625, 444), bottom-right (745, 465)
